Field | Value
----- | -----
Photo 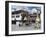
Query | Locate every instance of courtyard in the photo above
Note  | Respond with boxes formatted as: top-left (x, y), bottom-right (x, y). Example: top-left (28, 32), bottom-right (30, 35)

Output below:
top-left (12, 23), bottom-right (41, 31)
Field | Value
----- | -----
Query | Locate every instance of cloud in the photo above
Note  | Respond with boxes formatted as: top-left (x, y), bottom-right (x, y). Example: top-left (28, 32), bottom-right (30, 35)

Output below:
top-left (31, 8), bottom-right (37, 14)
top-left (12, 6), bottom-right (39, 14)
top-left (15, 6), bottom-right (28, 11)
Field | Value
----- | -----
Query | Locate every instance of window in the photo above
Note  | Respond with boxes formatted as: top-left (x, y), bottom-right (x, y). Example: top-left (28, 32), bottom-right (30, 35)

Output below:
top-left (12, 16), bottom-right (15, 18)
top-left (16, 15), bottom-right (20, 17)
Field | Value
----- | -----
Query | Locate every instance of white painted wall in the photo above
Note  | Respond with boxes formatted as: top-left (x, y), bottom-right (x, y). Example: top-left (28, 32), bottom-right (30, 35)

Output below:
top-left (12, 14), bottom-right (22, 26)
top-left (0, 0), bottom-right (46, 37)
top-left (15, 14), bottom-right (22, 20)
top-left (12, 14), bottom-right (22, 20)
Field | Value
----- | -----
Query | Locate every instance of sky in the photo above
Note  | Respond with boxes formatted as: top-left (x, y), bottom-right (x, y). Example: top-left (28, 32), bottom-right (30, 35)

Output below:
top-left (11, 5), bottom-right (41, 14)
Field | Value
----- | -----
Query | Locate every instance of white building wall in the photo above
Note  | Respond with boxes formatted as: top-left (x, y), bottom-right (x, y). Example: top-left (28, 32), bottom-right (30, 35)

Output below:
top-left (15, 14), bottom-right (22, 20)
top-left (16, 22), bottom-right (20, 26)
top-left (12, 13), bottom-right (22, 20)
top-left (12, 13), bottom-right (22, 26)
